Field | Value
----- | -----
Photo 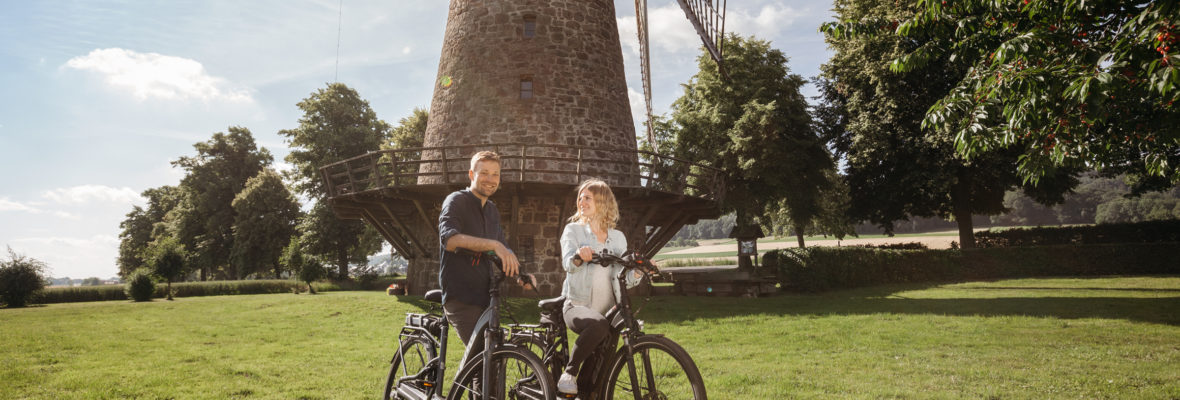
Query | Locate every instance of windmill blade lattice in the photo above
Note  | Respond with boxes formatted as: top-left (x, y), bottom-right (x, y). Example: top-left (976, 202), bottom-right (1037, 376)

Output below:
top-left (634, 0), bottom-right (726, 152)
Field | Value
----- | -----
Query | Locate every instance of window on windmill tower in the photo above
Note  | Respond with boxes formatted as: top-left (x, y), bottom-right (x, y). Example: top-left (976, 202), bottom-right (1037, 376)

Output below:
top-left (523, 15), bottom-right (537, 38)
top-left (520, 78), bottom-right (534, 99)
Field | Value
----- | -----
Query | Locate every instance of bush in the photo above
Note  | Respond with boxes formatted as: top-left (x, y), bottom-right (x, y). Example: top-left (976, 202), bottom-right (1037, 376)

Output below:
top-left (768, 242), bottom-right (1180, 293)
top-left (124, 269), bottom-right (156, 302)
top-left (975, 219), bottom-right (1180, 247)
top-left (0, 248), bottom-right (49, 308)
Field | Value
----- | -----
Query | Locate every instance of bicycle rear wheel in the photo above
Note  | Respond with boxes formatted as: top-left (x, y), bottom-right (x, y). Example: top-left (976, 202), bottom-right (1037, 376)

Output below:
top-left (604, 335), bottom-right (706, 400)
top-left (383, 335), bottom-right (436, 400)
top-left (446, 347), bottom-right (556, 400)
top-left (509, 333), bottom-right (563, 379)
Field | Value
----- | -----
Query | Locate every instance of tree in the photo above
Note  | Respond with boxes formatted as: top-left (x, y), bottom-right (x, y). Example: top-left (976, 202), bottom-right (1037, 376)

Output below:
top-left (669, 34), bottom-right (835, 247)
top-left (279, 83), bottom-right (388, 277)
top-left (171, 127), bottom-right (273, 280)
top-left (381, 107), bottom-right (429, 186)
top-left (81, 277), bottom-right (102, 286)
top-left (819, 0), bottom-right (1080, 248)
top-left (230, 169), bottom-right (301, 279)
top-left (297, 202), bottom-right (382, 278)
top-left (117, 186), bottom-right (180, 278)
top-left (144, 236), bottom-right (188, 300)
top-left (283, 237), bottom-right (324, 294)
top-left (885, 0), bottom-right (1180, 191)
top-left (0, 247), bottom-right (49, 308)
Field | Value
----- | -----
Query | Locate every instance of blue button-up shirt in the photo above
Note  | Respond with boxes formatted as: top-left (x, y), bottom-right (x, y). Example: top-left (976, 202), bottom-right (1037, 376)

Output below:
top-left (438, 189), bottom-right (506, 308)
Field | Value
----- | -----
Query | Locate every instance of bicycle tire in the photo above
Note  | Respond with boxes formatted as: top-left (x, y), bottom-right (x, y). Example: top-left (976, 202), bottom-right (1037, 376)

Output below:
top-left (509, 333), bottom-right (563, 379)
top-left (382, 335), bottom-right (437, 400)
top-left (446, 346), bottom-right (556, 400)
top-left (603, 335), bottom-right (706, 400)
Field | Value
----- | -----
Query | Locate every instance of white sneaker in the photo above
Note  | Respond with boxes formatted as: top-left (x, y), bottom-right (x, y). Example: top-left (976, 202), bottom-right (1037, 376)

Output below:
top-left (557, 372), bottom-right (578, 394)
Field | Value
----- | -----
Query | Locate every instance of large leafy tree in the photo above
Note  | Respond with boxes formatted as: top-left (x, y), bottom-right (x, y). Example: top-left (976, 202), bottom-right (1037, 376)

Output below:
top-left (887, 0), bottom-right (1180, 192)
top-left (116, 186), bottom-right (181, 278)
top-left (230, 169), bottom-right (301, 279)
top-left (280, 83), bottom-right (387, 277)
top-left (820, 0), bottom-right (1079, 247)
top-left (669, 34), bottom-right (835, 245)
top-left (170, 127), bottom-right (273, 280)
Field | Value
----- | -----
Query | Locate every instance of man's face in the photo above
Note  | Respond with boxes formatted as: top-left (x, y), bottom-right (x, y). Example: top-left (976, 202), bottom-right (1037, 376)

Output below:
top-left (469, 160), bottom-right (501, 200)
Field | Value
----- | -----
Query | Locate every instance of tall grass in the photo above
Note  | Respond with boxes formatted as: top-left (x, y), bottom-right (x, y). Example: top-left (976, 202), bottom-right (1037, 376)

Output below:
top-left (2, 276), bottom-right (1177, 399)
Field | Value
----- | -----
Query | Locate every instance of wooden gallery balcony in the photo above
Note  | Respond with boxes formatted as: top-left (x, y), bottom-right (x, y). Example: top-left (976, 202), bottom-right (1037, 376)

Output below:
top-left (319, 143), bottom-right (725, 260)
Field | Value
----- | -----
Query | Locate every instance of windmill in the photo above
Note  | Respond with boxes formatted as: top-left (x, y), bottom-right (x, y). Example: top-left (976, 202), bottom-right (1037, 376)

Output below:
top-left (320, 0), bottom-right (729, 296)
top-left (633, 0), bottom-right (728, 152)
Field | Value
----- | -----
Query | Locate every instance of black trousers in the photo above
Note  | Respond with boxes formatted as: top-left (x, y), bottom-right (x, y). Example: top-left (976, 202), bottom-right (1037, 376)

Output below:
top-left (563, 303), bottom-right (611, 375)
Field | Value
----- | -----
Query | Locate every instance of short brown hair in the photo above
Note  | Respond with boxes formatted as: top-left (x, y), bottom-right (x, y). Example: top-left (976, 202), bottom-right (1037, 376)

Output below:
top-left (469, 151), bottom-right (501, 171)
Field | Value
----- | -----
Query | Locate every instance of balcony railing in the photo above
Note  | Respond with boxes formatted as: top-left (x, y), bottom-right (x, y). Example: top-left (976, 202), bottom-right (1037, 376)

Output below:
top-left (319, 143), bottom-right (724, 202)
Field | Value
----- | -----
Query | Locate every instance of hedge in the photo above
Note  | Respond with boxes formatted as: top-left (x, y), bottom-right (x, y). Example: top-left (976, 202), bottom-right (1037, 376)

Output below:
top-left (37, 276), bottom-right (399, 304)
top-left (975, 219), bottom-right (1180, 247)
top-left (767, 242), bottom-right (1180, 293)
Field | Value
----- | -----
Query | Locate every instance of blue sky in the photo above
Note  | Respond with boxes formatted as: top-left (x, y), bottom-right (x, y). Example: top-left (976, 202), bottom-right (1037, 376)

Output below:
top-left (0, 0), bottom-right (835, 280)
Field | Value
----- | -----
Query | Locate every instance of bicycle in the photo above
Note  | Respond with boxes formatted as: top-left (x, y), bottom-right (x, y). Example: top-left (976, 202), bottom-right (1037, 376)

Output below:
top-left (508, 250), bottom-right (707, 400)
top-left (382, 248), bottom-right (556, 400)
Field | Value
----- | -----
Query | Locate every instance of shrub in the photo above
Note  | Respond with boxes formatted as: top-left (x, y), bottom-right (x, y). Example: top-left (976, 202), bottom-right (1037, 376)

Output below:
top-left (124, 269), bottom-right (156, 302)
top-left (0, 248), bottom-right (49, 308)
top-left (975, 219), bottom-right (1180, 247)
top-left (767, 242), bottom-right (1180, 293)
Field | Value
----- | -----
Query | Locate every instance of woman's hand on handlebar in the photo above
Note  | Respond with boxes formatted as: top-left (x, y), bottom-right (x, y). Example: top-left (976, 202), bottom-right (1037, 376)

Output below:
top-left (576, 246), bottom-right (594, 266)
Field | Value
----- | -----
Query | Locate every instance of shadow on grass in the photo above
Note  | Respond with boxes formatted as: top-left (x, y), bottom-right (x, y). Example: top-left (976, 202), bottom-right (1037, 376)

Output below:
top-left (386, 276), bottom-right (1180, 327)
top-left (636, 287), bottom-right (1180, 327)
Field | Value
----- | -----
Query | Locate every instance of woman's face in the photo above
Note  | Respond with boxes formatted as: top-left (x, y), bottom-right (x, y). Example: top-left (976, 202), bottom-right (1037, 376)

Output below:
top-left (577, 189), bottom-right (597, 220)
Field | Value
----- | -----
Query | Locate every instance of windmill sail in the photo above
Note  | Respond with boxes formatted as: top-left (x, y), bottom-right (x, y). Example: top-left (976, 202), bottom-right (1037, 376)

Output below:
top-left (634, 0), bottom-right (726, 152)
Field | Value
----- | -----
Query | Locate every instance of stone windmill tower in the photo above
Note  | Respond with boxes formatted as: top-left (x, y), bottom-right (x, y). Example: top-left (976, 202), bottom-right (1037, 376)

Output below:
top-left (321, 0), bottom-right (729, 295)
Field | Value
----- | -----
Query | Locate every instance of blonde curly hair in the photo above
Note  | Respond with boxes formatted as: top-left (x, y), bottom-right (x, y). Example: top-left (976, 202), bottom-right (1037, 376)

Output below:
top-left (567, 179), bottom-right (619, 230)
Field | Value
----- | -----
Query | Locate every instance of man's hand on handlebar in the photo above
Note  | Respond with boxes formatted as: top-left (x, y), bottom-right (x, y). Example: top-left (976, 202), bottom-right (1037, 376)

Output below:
top-left (493, 243), bottom-right (520, 277)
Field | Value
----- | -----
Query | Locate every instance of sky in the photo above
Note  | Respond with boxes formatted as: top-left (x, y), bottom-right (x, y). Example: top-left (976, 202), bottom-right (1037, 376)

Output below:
top-left (0, 0), bottom-right (836, 280)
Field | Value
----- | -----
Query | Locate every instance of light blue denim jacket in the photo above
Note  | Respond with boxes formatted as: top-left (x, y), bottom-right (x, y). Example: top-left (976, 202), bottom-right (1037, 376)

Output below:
top-left (559, 222), bottom-right (641, 305)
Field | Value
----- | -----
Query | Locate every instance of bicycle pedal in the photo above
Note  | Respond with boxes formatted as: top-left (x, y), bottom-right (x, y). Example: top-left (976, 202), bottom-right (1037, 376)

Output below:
top-left (559, 393), bottom-right (578, 399)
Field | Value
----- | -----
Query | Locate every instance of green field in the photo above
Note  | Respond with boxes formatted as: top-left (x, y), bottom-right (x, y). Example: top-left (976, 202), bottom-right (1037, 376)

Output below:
top-left (2, 276), bottom-right (1178, 399)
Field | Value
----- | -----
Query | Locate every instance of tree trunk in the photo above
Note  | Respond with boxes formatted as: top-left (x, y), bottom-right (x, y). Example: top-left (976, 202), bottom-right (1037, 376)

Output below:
top-left (307, 282), bottom-right (316, 294)
top-left (337, 248), bottom-right (349, 279)
top-left (953, 167), bottom-right (977, 249)
top-left (794, 223), bottom-right (806, 248)
top-left (166, 280), bottom-right (173, 301)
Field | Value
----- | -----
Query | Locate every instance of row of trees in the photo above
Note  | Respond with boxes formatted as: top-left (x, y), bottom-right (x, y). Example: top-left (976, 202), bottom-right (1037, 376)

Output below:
top-left (653, 0), bottom-right (1177, 249)
top-left (116, 84), bottom-right (423, 281)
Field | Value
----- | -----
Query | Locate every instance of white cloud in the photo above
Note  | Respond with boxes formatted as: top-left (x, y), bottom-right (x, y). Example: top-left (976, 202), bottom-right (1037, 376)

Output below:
top-left (15, 235), bottom-right (119, 249)
top-left (0, 197), bottom-right (38, 213)
top-left (403, 46), bottom-right (412, 55)
top-left (65, 48), bottom-right (254, 103)
top-left (0, 197), bottom-right (78, 219)
top-left (42, 185), bottom-right (145, 205)
top-left (729, 3), bottom-right (806, 40)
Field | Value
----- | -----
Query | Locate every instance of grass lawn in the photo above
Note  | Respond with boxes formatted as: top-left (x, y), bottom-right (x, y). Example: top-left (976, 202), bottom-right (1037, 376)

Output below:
top-left (2, 276), bottom-right (1178, 399)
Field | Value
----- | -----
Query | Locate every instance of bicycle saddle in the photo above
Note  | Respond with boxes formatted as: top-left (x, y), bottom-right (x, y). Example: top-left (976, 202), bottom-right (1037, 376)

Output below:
top-left (538, 296), bottom-right (565, 313)
top-left (424, 289), bottom-right (443, 304)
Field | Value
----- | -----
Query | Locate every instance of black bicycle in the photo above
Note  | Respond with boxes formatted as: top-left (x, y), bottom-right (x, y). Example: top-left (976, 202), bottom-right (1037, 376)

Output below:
top-left (508, 251), bottom-right (707, 400)
top-left (382, 248), bottom-right (556, 400)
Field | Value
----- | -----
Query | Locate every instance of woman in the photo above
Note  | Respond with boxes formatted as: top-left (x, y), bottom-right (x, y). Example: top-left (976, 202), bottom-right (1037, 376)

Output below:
top-left (557, 179), bottom-right (642, 394)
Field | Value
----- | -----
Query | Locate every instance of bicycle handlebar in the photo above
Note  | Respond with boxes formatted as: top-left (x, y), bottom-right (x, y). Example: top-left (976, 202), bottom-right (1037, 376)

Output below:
top-left (453, 248), bottom-right (538, 289)
top-left (584, 251), bottom-right (661, 279)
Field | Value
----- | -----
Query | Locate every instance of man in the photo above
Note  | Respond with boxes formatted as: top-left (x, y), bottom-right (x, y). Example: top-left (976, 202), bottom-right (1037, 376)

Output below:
top-left (438, 150), bottom-right (522, 345)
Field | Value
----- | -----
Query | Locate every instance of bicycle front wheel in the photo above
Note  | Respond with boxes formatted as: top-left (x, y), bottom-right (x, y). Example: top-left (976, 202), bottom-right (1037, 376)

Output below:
top-left (605, 335), bottom-right (706, 400)
top-left (383, 335), bottom-right (436, 400)
top-left (447, 347), bottom-right (556, 400)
